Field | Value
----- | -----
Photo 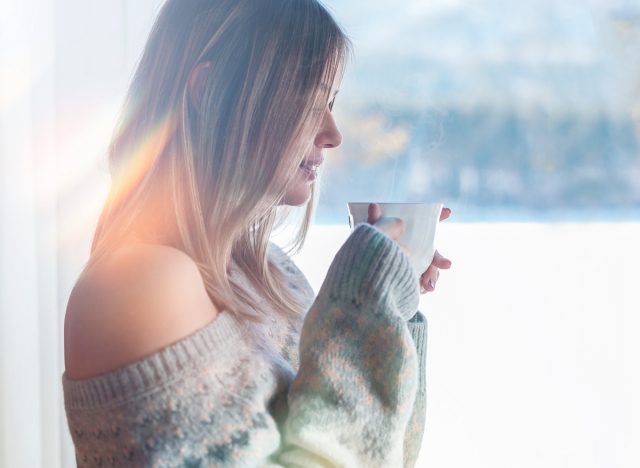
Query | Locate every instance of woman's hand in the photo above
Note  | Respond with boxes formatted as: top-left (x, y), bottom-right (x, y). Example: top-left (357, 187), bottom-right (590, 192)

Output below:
top-left (419, 208), bottom-right (452, 294)
top-left (366, 203), bottom-right (410, 256)
top-left (367, 203), bottom-right (452, 295)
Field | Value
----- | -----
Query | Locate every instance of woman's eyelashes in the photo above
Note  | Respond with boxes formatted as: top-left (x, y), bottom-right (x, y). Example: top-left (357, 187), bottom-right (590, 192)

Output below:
top-left (313, 98), bottom-right (336, 113)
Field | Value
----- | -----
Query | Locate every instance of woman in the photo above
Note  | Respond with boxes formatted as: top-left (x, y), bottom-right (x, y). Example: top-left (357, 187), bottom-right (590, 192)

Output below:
top-left (62, 0), bottom-right (452, 466)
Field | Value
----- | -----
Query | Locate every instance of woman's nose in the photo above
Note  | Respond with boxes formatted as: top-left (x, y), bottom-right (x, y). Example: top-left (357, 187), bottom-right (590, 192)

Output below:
top-left (314, 112), bottom-right (342, 149)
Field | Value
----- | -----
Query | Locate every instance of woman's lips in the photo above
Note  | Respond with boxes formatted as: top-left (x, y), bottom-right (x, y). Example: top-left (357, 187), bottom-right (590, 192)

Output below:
top-left (298, 162), bottom-right (319, 180)
top-left (298, 156), bottom-right (323, 180)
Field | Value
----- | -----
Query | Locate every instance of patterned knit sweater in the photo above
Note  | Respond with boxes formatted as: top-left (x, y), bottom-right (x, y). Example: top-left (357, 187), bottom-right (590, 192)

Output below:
top-left (62, 223), bottom-right (428, 467)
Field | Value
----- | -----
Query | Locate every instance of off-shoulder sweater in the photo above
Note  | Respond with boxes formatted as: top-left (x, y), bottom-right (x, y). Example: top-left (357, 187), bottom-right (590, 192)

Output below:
top-left (62, 223), bottom-right (428, 467)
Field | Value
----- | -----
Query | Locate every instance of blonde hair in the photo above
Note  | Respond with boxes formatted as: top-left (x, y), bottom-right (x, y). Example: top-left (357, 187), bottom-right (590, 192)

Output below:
top-left (88, 0), bottom-right (351, 323)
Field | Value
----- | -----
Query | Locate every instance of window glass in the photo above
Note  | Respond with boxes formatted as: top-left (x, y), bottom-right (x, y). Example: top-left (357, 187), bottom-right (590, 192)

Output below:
top-left (318, 0), bottom-right (640, 223)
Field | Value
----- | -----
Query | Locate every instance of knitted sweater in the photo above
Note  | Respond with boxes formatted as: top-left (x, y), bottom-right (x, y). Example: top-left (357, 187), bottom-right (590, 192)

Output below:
top-left (62, 223), bottom-right (428, 467)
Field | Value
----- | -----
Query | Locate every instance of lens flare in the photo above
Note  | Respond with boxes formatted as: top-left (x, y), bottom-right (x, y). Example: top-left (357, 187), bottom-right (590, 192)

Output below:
top-left (106, 113), bottom-right (177, 206)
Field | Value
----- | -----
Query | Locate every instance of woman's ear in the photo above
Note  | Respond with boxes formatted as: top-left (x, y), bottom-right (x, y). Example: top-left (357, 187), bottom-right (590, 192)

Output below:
top-left (187, 61), bottom-right (213, 112)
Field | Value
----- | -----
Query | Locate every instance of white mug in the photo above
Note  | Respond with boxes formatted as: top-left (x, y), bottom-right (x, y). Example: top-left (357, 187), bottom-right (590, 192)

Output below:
top-left (347, 202), bottom-right (443, 279)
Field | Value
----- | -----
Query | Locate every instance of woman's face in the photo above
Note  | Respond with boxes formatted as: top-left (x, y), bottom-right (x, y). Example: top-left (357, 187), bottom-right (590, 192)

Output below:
top-left (280, 81), bottom-right (342, 206)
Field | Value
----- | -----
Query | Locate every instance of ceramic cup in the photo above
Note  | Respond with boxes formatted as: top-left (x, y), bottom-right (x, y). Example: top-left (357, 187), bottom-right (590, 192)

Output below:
top-left (347, 202), bottom-right (443, 279)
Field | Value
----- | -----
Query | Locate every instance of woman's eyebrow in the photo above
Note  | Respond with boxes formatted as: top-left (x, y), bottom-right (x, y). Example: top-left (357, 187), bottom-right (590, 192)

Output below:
top-left (320, 84), bottom-right (340, 96)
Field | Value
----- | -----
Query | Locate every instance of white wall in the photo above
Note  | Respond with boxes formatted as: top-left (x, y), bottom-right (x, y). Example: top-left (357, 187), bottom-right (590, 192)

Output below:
top-left (0, 1), bottom-right (163, 467)
top-left (1, 1), bottom-right (57, 466)
top-left (54, 3), bottom-right (165, 465)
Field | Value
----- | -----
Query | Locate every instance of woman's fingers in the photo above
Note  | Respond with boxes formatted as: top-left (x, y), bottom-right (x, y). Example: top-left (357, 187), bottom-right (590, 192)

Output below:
top-left (440, 207), bottom-right (452, 222)
top-left (432, 250), bottom-right (452, 269)
top-left (420, 265), bottom-right (440, 294)
top-left (373, 217), bottom-right (406, 241)
top-left (367, 203), bottom-right (383, 224)
top-left (368, 203), bottom-right (406, 241)
top-left (420, 250), bottom-right (451, 294)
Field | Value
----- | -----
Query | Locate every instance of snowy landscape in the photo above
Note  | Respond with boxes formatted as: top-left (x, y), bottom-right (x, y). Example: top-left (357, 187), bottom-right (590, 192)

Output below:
top-left (275, 222), bottom-right (640, 467)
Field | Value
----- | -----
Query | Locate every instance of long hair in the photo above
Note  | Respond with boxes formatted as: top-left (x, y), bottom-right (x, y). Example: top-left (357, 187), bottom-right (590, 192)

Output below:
top-left (87, 0), bottom-right (351, 323)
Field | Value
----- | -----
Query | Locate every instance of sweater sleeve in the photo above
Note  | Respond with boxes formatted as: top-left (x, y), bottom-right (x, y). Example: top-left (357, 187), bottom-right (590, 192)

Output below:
top-left (404, 311), bottom-right (427, 468)
top-left (273, 222), bottom-right (423, 467)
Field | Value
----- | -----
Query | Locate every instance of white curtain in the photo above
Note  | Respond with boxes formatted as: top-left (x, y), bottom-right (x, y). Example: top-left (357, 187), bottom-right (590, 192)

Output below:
top-left (0, 1), bottom-right (163, 466)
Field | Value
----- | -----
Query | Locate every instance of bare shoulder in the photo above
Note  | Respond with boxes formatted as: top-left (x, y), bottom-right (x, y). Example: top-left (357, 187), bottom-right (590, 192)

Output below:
top-left (64, 243), bottom-right (220, 380)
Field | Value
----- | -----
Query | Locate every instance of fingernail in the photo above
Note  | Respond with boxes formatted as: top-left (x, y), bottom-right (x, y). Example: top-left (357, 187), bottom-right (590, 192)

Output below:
top-left (420, 286), bottom-right (427, 294)
top-left (428, 279), bottom-right (436, 290)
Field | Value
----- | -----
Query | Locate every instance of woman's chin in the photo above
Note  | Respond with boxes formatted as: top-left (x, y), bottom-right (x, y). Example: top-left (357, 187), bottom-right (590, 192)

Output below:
top-left (280, 184), bottom-right (312, 206)
top-left (281, 194), bottom-right (310, 207)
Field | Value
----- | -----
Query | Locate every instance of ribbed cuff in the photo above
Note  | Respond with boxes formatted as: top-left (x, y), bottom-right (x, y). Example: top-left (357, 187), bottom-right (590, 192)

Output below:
top-left (321, 223), bottom-right (420, 321)
top-left (407, 311), bottom-right (427, 396)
